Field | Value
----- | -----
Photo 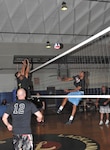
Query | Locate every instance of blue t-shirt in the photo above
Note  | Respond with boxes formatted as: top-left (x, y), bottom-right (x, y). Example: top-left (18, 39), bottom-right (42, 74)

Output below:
top-left (5, 100), bottom-right (39, 134)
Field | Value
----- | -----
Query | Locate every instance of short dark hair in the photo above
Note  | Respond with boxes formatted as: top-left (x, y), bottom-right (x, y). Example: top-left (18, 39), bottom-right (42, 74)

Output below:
top-left (15, 71), bottom-right (19, 77)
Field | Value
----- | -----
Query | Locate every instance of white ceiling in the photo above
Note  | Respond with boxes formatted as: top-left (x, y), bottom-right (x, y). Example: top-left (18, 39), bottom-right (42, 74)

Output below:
top-left (0, 0), bottom-right (110, 44)
top-left (0, 0), bottom-right (110, 73)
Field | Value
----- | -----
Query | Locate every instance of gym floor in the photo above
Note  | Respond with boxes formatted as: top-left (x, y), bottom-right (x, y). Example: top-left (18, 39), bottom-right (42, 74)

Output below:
top-left (0, 109), bottom-right (110, 150)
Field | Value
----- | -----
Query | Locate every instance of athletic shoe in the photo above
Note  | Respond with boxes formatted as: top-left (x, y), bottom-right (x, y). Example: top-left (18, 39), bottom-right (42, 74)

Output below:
top-left (105, 120), bottom-right (109, 125)
top-left (41, 122), bottom-right (45, 126)
top-left (57, 109), bottom-right (61, 114)
top-left (99, 120), bottom-right (103, 125)
top-left (65, 120), bottom-right (72, 125)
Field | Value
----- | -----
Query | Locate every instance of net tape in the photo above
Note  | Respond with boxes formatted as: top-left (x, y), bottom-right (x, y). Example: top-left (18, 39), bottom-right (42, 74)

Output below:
top-left (31, 95), bottom-right (110, 99)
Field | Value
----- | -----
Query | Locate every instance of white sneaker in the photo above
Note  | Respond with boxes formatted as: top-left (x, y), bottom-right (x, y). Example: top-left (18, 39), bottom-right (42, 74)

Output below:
top-left (105, 120), bottom-right (109, 125)
top-left (99, 120), bottom-right (103, 125)
top-left (57, 109), bottom-right (61, 114)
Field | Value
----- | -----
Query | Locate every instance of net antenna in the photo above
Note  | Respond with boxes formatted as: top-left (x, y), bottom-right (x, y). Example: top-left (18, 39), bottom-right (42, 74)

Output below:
top-left (30, 26), bottom-right (110, 73)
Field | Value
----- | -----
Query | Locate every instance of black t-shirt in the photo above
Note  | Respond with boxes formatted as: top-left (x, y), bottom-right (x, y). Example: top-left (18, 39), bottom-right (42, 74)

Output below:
top-left (73, 75), bottom-right (85, 91)
top-left (5, 100), bottom-right (39, 134)
top-left (16, 76), bottom-right (31, 98)
top-left (36, 98), bottom-right (43, 108)
top-left (99, 92), bottom-right (109, 106)
top-left (17, 76), bottom-right (29, 91)
top-left (32, 97), bottom-right (45, 109)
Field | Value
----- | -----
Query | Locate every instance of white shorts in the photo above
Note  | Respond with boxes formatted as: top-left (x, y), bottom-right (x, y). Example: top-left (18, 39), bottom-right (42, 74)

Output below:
top-left (99, 105), bottom-right (110, 113)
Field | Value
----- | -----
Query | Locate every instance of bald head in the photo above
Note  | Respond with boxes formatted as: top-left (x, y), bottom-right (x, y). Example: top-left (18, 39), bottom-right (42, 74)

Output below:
top-left (17, 88), bottom-right (26, 100)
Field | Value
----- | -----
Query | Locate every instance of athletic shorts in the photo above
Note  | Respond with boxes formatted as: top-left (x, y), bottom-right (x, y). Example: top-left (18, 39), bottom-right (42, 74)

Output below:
top-left (99, 105), bottom-right (110, 113)
top-left (13, 134), bottom-right (33, 150)
top-left (68, 91), bottom-right (84, 106)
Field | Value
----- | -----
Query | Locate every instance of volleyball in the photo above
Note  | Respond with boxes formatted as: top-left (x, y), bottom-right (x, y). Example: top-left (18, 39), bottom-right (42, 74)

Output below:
top-left (54, 43), bottom-right (61, 49)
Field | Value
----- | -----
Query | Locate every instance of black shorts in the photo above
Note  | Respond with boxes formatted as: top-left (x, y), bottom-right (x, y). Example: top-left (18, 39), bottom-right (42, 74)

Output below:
top-left (13, 134), bottom-right (33, 150)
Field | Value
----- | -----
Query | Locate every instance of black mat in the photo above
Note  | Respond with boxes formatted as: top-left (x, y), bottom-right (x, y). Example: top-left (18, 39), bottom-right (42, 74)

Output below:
top-left (0, 134), bottom-right (100, 150)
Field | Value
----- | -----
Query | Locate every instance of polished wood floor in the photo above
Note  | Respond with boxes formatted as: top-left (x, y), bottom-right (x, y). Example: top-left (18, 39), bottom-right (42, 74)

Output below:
top-left (0, 109), bottom-right (110, 150)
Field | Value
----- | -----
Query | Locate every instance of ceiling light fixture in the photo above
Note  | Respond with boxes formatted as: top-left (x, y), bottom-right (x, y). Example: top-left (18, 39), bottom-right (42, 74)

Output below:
top-left (46, 41), bottom-right (51, 49)
top-left (61, 2), bottom-right (68, 11)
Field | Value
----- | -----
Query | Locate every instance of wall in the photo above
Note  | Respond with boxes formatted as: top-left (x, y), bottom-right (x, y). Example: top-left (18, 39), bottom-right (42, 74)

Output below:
top-left (0, 74), bottom-right (16, 92)
top-left (0, 43), bottom-right (72, 74)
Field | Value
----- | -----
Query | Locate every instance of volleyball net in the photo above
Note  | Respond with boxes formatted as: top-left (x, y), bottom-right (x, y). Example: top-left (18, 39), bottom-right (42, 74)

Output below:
top-left (30, 27), bottom-right (110, 100)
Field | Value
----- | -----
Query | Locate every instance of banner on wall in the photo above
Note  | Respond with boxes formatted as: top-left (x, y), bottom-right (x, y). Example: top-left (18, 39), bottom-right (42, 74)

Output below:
top-left (34, 77), bottom-right (40, 85)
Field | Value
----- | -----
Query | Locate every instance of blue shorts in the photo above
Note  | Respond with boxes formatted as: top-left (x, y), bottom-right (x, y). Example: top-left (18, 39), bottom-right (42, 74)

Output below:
top-left (68, 91), bottom-right (84, 106)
